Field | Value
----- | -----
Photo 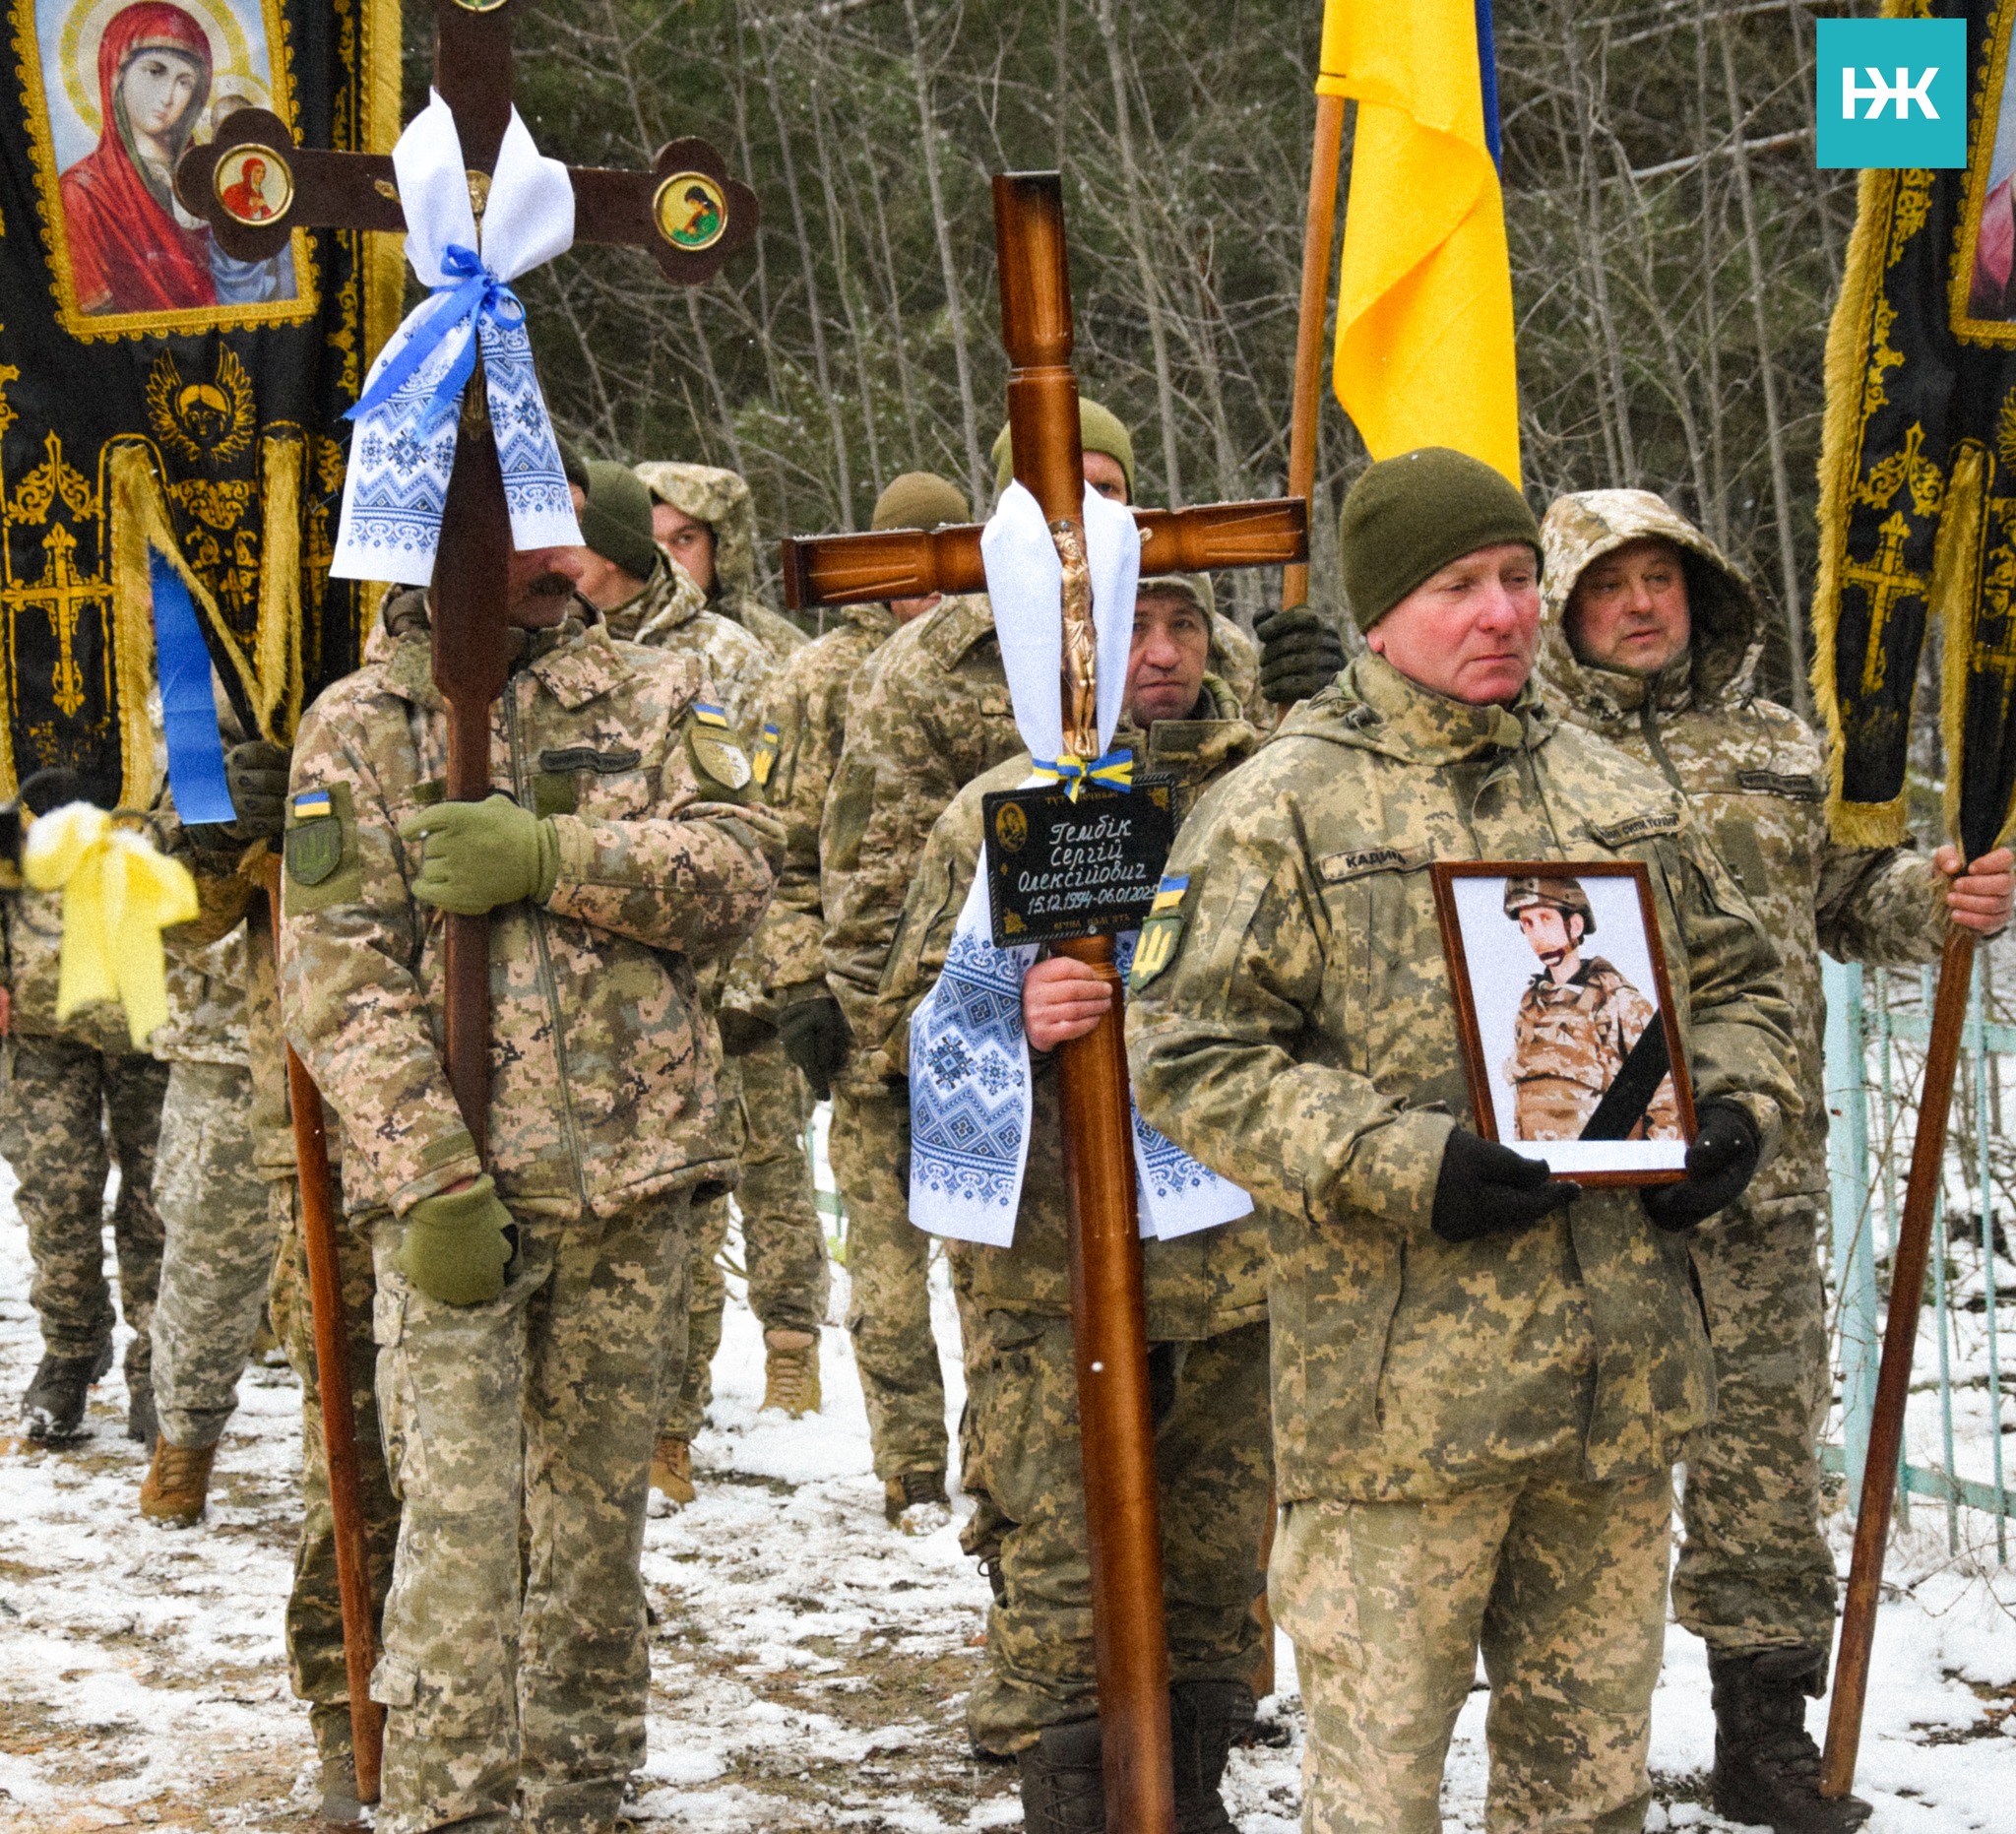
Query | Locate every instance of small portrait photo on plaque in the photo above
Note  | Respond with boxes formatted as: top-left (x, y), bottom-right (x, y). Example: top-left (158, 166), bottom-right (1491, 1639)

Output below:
top-left (1430, 860), bottom-right (1694, 1185)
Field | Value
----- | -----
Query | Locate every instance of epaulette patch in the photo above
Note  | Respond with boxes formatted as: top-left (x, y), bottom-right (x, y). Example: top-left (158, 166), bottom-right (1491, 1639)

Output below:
top-left (752, 722), bottom-right (781, 789)
top-left (1128, 871), bottom-right (1189, 989)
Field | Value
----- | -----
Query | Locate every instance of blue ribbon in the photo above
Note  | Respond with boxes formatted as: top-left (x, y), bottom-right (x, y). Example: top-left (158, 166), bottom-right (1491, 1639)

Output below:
top-left (149, 550), bottom-right (236, 826)
top-left (345, 244), bottom-right (526, 425)
top-left (1030, 747), bottom-right (1134, 802)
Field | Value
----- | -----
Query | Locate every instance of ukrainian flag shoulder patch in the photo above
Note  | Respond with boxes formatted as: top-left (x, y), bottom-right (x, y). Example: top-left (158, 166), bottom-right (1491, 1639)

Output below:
top-left (1128, 871), bottom-right (1189, 990)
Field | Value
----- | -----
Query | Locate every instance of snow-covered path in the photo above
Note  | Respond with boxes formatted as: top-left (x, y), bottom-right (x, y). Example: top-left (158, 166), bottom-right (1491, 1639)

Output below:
top-left (0, 1158), bottom-right (2010, 1830)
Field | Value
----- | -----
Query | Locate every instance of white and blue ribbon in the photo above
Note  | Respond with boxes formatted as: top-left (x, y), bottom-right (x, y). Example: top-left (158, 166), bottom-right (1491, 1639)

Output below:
top-left (329, 93), bottom-right (582, 585)
top-left (908, 477), bottom-right (1249, 1246)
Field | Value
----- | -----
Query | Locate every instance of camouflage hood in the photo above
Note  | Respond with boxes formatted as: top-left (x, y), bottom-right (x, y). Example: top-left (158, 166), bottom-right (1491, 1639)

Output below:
top-left (1537, 489), bottom-right (1764, 727)
top-left (633, 461), bottom-right (765, 622)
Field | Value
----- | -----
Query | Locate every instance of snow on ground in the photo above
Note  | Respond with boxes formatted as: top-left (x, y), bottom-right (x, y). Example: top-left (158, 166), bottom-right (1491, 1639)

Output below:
top-left (0, 1149), bottom-right (2011, 1829)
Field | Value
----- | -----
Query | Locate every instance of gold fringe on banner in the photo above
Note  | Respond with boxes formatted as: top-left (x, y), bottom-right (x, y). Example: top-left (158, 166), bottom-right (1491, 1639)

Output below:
top-left (1810, 164), bottom-right (1911, 852)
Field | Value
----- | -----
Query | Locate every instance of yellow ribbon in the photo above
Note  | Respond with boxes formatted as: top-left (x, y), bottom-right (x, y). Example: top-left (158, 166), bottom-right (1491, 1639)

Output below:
top-left (23, 804), bottom-right (198, 1047)
top-left (1030, 750), bottom-right (1135, 802)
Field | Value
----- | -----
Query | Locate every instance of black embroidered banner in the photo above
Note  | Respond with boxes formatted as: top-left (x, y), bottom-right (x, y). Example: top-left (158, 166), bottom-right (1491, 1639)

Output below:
top-left (0, 0), bottom-right (402, 807)
top-left (1815, 0), bottom-right (2016, 860)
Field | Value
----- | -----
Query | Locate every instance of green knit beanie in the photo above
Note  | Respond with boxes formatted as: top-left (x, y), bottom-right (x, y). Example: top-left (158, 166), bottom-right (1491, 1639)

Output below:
top-left (871, 472), bottom-right (971, 532)
top-left (1340, 448), bottom-right (1542, 633)
top-left (579, 459), bottom-right (661, 585)
top-left (990, 397), bottom-right (1137, 500)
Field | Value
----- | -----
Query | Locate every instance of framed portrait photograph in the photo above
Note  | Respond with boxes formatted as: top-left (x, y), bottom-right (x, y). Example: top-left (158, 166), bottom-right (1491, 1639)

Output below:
top-left (1430, 860), bottom-right (1696, 1187)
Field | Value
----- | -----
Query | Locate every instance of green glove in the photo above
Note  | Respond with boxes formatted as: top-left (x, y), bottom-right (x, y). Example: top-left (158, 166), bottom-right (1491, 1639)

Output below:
top-left (397, 1174), bottom-right (515, 1305)
top-left (1255, 603), bottom-right (1348, 708)
top-left (399, 794), bottom-right (559, 915)
top-left (223, 740), bottom-right (292, 841)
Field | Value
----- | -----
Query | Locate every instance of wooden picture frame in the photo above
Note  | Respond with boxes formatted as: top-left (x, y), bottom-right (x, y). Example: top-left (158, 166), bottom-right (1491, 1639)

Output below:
top-left (1430, 859), bottom-right (1696, 1188)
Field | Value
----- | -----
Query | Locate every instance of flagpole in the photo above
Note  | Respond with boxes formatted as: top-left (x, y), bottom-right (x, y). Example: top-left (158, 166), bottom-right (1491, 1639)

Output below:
top-left (1281, 90), bottom-right (1346, 615)
top-left (1821, 925), bottom-right (1977, 1796)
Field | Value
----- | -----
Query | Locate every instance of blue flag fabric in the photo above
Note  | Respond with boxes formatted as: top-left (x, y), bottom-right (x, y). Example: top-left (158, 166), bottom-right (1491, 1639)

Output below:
top-left (149, 551), bottom-right (235, 826)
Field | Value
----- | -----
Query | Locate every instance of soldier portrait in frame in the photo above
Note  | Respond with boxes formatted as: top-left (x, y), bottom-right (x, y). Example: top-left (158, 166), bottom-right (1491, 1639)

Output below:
top-left (1432, 859), bottom-right (1696, 1185)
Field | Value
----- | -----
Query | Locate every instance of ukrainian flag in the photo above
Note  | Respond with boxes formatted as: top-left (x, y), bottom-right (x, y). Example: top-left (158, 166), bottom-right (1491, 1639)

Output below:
top-left (1321, 0), bottom-right (1521, 485)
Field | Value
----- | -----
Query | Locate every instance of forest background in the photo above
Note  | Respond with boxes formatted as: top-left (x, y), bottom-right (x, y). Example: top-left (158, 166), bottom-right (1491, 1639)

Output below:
top-left (412, 0), bottom-right (1877, 719)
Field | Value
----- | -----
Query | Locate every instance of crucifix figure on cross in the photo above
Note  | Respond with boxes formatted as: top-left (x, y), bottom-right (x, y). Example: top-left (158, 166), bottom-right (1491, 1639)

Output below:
top-left (171, 1), bottom-right (758, 1806)
top-left (782, 171), bottom-right (1306, 1834)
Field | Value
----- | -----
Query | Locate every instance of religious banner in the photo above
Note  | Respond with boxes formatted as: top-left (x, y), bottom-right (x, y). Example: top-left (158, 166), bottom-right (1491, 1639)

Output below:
top-left (1814, 0), bottom-right (2016, 861)
top-left (0, 0), bottom-right (404, 809)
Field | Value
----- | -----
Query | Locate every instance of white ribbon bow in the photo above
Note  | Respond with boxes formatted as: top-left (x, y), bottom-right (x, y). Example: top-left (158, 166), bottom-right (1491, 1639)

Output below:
top-left (329, 92), bottom-right (583, 585)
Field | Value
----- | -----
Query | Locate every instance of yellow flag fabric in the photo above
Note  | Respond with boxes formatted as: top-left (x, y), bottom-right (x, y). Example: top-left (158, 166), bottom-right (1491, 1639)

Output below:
top-left (1320, 0), bottom-right (1521, 485)
top-left (23, 804), bottom-right (198, 1048)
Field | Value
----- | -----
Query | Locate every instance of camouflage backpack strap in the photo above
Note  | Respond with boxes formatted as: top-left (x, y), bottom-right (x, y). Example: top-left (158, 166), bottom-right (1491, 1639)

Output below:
top-left (684, 700), bottom-right (755, 800)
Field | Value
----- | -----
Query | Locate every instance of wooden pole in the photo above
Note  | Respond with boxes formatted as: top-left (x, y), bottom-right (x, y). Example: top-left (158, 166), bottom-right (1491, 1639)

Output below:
top-left (994, 170), bottom-right (1175, 1834)
top-left (261, 854), bottom-right (384, 1802)
top-left (1820, 924), bottom-right (1978, 1797)
top-left (1281, 91), bottom-right (1347, 616)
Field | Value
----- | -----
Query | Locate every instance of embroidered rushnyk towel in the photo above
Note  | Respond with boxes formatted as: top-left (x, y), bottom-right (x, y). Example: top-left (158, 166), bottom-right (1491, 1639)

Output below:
top-left (905, 481), bottom-right (1250, 1247)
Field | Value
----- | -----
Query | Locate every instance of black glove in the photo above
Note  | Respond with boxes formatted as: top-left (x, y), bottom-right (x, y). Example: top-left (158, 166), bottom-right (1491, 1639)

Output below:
top-left (777, 991), bottom-right (852, 1102)
top-left (1641, 1101), bottom-right (1761, 1232)
top-left (1430, 1128), bottom-right (1580, 1244)
top-left (1255, 603), bottom-right (1347, 707)
top-left (222, 740), bottom-right (291, 841)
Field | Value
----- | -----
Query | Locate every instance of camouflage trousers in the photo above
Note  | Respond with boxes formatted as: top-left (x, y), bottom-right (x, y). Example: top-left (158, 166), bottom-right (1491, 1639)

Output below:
top-left (662, 1038), bottom-right (826, 1439)
top-left (267, 1172), bottom-right (399, 1764)
top-left (370, 1189), bottom-right (691, 1834)
top-left (0, 1034), bottom-right (167, 1384)
top-left (830, 1075), bottom-right (949, 1482)
top-left (1671, 1195), bottom-right (1836, 1657)
top-left (150, 1061), bottom-right (272, 1449)
top-left (960, 1311), bottom-right (1272, 1753)
top-left (1272, 1464), bottom-right (1671, 1834)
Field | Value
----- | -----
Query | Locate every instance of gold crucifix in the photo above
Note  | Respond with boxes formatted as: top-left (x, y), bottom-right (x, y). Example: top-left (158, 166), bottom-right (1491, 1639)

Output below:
top-left (1842, 511), bottom-right (1927, 698)
top-left (1, 524), bottom-right (107, 720)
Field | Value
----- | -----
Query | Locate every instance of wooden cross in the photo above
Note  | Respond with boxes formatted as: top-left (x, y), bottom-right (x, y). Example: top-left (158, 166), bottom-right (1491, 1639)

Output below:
top-left (782, 172), bottom-right (1305, 1834)
top-left (170, 0), bottom-right (758, 1802)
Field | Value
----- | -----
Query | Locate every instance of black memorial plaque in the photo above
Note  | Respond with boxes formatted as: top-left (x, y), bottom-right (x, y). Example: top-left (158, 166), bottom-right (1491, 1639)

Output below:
top-left (980, 775), bottom-right (1177, 947)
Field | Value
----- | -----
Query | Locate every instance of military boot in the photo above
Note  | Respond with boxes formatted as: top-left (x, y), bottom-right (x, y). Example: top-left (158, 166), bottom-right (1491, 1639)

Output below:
top-left (761, 1328), bottom-right (822, 1416)
top-left (22, 1344), bottom-right (108, 1442)
top-left (309, 1702), bottom-right (361, 1828)
top-left (1710, 1647), bottom-right (1872, 1834)
top-left (650, 1431), bottom-right (695, 1506)
top-left (1016, 1715), bottom-right (1105, 1834)
top-left (1169, 1679), bottom-right (1252, 1832)
top-left (126, 1372), bottom-right (158, 1447)
top-left (883, 1468), bottom-right (950, 1532)
top-left (139, 1436), bottom-right (218, 1526)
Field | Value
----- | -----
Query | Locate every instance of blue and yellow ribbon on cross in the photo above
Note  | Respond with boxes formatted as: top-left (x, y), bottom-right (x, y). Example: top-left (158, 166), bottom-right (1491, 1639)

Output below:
top-left (1030, 748), bottom-right (1134, 802)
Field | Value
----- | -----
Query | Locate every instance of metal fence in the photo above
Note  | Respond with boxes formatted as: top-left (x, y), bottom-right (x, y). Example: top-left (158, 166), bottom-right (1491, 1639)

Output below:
top-left (1823, 955), bottom-right (2016, 1560)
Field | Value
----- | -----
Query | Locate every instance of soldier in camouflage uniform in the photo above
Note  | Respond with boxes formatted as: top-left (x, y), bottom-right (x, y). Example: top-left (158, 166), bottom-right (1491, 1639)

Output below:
top-left (888, 573), bottom-right (1270, 1833)
top-left (140, 925), bottom-right (269, 1514)
top-left (632, 459), bottom-right (807, 661)
top-left (1537, 489), bottom-right (2016, 1834)
top-left (756, 472), bottom-right (972, 1519)
top-left (1127, 450), bottom-right (1801, 1834)
top-left (569, 460), bottom-right (827, 1506)
top-left (144, 728), bottom-right (400, 1819)
top-left (1501, 875), bottom-right (1682, 1143)
top-left (280, 539), bottom-right (780, 1834)
top-left (1, 805), bottom-right (170, 1443)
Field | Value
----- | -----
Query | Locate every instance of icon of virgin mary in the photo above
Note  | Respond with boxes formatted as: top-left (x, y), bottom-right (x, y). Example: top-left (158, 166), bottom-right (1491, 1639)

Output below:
top-left (57, 1), bottom-right (217, 315)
